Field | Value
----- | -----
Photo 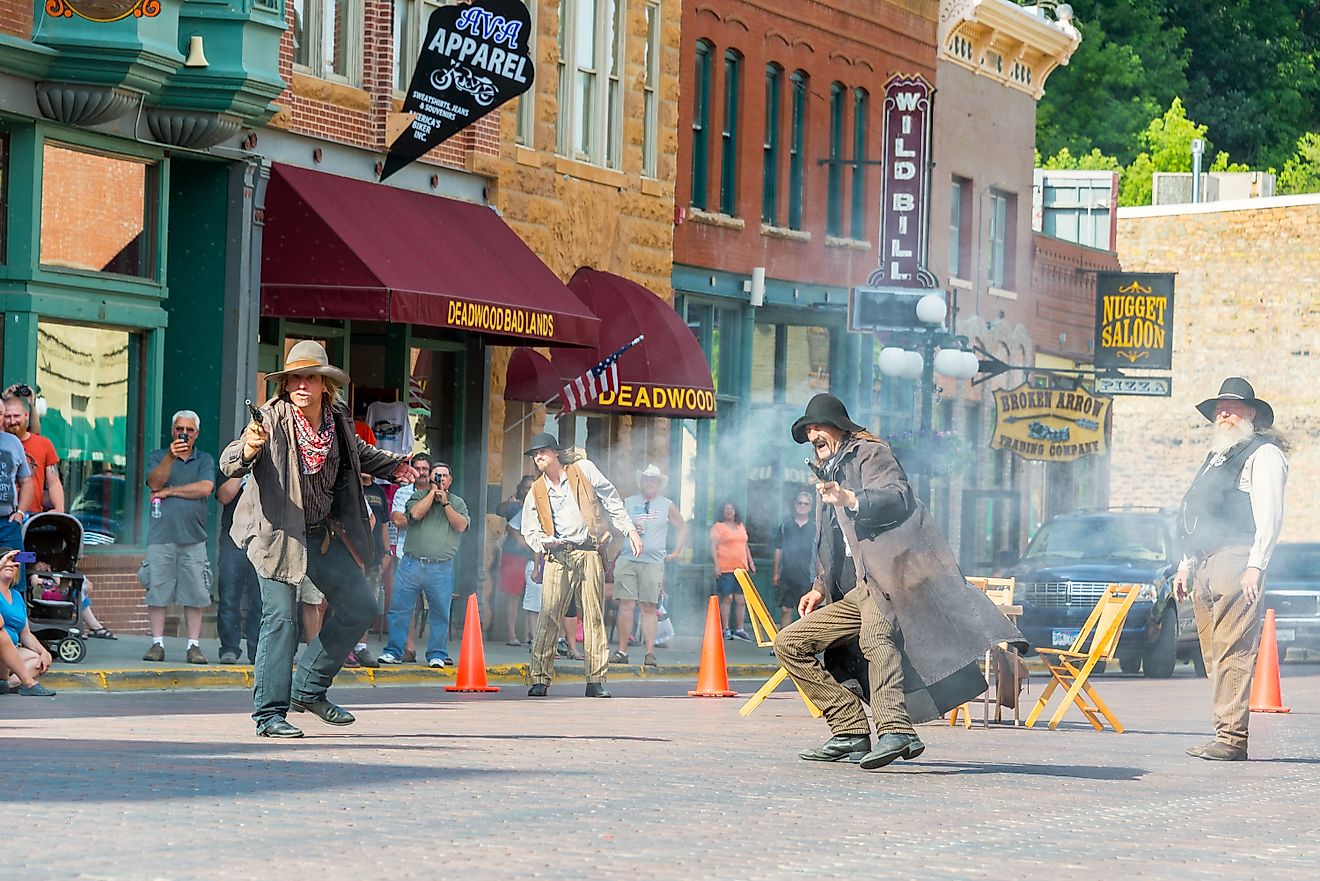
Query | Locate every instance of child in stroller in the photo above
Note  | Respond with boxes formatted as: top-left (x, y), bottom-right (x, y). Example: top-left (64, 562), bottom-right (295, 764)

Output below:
top-left (23, 512), bottom-right (102, 663)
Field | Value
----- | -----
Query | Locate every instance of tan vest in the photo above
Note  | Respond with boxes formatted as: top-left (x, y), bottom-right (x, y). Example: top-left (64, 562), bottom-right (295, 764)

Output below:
top-left (531, 462), bottom-right (609, 546)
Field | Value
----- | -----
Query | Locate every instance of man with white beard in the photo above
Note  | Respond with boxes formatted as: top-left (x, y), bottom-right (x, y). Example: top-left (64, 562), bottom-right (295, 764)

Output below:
top-left (1174, 377), bottom-right (1288, 761)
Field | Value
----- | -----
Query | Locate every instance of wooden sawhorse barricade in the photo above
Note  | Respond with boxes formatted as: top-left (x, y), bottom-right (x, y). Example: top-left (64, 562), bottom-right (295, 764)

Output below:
top-left (732, 568), bottom-right (822, 719)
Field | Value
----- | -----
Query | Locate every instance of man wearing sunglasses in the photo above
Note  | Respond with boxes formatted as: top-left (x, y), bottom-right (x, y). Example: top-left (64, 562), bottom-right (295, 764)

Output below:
top-left (613, 464), bottom-right (687, 667)
top-left (142, 410), bottom-right (216, 665)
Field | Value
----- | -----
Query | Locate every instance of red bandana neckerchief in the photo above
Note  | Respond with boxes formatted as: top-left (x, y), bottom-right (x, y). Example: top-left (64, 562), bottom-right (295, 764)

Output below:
top-left (292, 406), bottom-right (335, 474)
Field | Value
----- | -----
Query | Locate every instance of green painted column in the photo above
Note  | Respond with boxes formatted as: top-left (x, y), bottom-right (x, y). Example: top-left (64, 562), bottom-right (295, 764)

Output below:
top-left (2, 312), bottom-right (39, 386)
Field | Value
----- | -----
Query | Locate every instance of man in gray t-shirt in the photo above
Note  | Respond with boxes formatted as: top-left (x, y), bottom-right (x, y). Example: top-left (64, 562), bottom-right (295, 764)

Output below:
top-left (613, 464), bottom-right (687, 667)
top-left (0, 429), bottom-right (34, 553)
top-left (141, 409), bottom-right (216, 664)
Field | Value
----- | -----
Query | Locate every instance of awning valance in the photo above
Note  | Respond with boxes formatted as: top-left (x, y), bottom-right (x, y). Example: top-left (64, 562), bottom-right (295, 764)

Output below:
top-left (504, 347), bottom-right (562, 403)
top-left (260, 164), bottom-right (599, 347)
top-left (549, 268), bottom-right (716, 418)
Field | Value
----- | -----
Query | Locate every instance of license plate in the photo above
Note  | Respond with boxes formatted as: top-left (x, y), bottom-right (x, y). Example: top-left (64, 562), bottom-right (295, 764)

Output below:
top-left (1052, 628), bottom-right (1081, 647)
top-left (1276, 628), bottom-right (1295, 642)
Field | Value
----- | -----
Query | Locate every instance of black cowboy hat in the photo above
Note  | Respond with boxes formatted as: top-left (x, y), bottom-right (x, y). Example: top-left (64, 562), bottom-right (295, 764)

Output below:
top-left (791, 393), bottom-right (865, 444)
top-left (1195, 377), bottom-right (1274, 428)
top-left (523, 432), bottom-right (563, 457)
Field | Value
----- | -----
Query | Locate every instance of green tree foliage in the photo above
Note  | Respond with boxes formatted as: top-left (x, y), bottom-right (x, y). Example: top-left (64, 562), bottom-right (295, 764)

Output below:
top-left (1277, 133), bottom-right (1320, 194)
top-left (1116, 100), bottom-right (1247, 206)
top-left (1161, 0), bottom-right (1320, 169)
top-left (1039, 147), bottom-right (1121, 172)
top-left (1035, 0), bottom-right (1188, 165)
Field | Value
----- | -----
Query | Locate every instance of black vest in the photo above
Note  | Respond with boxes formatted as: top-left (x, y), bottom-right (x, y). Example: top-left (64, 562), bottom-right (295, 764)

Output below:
top-left (1179, 436), bottom-right (1271, 557)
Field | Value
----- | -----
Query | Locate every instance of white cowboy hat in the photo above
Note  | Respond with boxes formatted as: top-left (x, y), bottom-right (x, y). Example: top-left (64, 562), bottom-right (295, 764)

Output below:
top-left (636, 464), bottom-right (668, 489)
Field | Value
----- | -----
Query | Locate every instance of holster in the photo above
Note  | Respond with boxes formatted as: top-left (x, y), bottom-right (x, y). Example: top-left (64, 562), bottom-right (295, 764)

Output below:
top-left (324, 520), bottom-right (366, 571)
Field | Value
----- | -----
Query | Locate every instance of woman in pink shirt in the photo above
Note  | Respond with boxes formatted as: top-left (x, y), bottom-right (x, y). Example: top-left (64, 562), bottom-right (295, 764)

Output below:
top-left (709, 501), bottom-right (755, 640)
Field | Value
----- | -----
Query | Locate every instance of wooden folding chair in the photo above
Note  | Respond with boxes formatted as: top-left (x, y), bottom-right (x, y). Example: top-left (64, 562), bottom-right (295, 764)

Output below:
top-left (732, 568), bottom-right (822, 719)
top-left (948, 577), bottom-right (1021, 728)
top-left (1025, 583), bottom-right (1141, 732)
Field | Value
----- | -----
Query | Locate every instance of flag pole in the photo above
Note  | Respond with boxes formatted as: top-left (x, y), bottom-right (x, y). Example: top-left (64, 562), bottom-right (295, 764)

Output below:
top-left (502, 334), bottom-right (645, 435)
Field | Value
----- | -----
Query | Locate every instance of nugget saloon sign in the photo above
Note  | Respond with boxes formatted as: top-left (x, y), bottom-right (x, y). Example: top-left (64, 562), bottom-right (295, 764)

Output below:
top-left (991, 382), bottom-right (1110, 462)
top-left (381, 0), bottom-right (534, 181)
top-left (1094, 272), bottom-right (1175, 369)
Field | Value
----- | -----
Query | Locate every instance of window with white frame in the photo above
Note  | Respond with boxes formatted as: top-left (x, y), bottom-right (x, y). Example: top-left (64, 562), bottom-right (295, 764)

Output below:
top-left (557, 0), bottom-right (626, 168)
top-left (393, 0), bottom-right (457, 93)
top-left (988, 189), bottom-right (1015, 289)
top-left (513, 0), bottom-right (539, 144)
top-left (292, 0), bottom-right (363, 85)
top-left (641, 1), bottom-right (660, 176)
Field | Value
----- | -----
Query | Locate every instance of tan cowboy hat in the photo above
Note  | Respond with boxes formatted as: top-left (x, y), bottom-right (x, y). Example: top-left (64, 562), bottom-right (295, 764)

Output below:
top-left (636, 463), bottom-right (668, 489)
top-left (265, 340), bottom-right (351, 387)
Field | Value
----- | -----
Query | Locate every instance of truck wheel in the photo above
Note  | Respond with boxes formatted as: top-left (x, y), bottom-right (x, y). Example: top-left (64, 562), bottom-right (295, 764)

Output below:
top-left (1144, 605), bottom-right (1177, 678)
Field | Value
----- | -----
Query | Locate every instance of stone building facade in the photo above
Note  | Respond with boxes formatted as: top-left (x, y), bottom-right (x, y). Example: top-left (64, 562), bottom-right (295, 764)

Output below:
top-left (1112, 196), bottom-right (1320, 541)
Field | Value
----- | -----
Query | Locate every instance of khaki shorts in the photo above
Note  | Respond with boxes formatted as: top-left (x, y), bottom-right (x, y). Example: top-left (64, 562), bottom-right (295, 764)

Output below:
top-left (297, 577), bottom-right (325, 605)
top-left (143, 542), bottom-right (212, 608)
top-left (613, 557), bottom-right (663, 604)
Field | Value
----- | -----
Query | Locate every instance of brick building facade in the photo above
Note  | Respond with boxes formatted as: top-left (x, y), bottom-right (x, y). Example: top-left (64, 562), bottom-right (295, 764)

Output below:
top-left (1111, 196), bottom-right (1320, 541)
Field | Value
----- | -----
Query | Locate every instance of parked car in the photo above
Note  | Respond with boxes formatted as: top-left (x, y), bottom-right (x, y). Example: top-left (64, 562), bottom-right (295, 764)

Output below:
top-left (1265, 542), bottom-right (1320, 657)
top-left (1005, 508), bottom-right (1203, 678)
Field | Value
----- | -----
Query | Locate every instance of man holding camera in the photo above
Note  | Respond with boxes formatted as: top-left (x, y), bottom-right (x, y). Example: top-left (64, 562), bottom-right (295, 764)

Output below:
top-left (143, 410), bottom-right (216, 665)
top-left (379, 459), bottom-right (469, 667)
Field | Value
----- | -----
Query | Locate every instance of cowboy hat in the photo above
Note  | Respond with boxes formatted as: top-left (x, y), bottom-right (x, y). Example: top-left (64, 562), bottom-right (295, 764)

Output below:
top-left (636, 464), bottom-right (668, 489)
top-left (523, 431), bottom-right (562, 457)
top-left (1195, 377), bottom-right (1274, 428)
top-left (264, 340), bottom-right (351, 387)
top-left (791, 393), bottom-right (865, 444)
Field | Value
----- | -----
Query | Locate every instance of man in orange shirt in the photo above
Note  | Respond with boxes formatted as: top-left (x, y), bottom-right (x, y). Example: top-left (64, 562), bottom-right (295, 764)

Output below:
top-left (3, 396), bottom-right (62, 513)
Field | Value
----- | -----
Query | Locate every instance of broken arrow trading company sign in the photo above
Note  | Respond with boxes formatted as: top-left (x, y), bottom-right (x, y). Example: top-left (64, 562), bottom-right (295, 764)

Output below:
top-left (381, 0), bottom-right (534, 181)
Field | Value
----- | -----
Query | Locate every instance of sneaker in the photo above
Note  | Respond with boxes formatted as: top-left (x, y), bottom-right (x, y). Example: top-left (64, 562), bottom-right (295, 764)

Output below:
top-left (428, 658), bottom-right (445, 668)
top-left (17, 682), bottom-right (56, 697)
top-left (377, 652), bottom-right (402, 665)
top-left (442, 657), bottom-right (455, 667)
top-left (186, 645), bottom-right (208, 665)
top-left (343, 651), bottom-right (361, 668)
top-left (722, 629), bottom-right (732, 640)
top-left (219, 651), bottom-right (239, 665)
top-left (556, 637), bottom-right (569, 657)
top-left (354, 647), bottom-right (381, 668)
top-left (142, 644), bottom-right (165, 662)
top-left (644, 652), bottom-right (658, 667)
top-left (730, 629), bottom-right (752, 642)
top-left (610, 650), bottom-right (629, 664)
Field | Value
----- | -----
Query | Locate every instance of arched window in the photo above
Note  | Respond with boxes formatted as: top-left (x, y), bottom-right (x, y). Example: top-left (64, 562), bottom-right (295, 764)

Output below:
top-left (850, 88), bottom-right (869, 240)
top-left (719, 49), bottom-right (743, 216)
top-left (827, 82), bottom-right (846, 236)
top-left (788, 70), bottom-right (808, 230)
top-left (762, 63), bottom-right (782, 225)
top-left (691, 40), bottom-right (713, 209)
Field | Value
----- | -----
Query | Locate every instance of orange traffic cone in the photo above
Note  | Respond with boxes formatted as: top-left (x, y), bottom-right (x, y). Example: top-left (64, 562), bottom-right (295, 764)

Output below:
top-left (689, 595), bottom-right (738, 697)
top-left (1249, 608), bottom-right (1290, 713)
top-left (445, 594), bottom-right (500, 693)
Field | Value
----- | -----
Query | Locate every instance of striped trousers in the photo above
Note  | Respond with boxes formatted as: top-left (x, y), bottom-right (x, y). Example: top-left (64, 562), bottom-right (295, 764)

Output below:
top-left (530, 548), bottom-right (608, 686)
top-left (774, 585), bottom-right (914, 736)
top-left (1192, 545), bottom-right (1265, 749)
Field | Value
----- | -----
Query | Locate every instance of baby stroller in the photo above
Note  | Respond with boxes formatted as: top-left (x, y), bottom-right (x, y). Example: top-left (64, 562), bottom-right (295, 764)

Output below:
top-left (23, 511), bottom-right (88, 663)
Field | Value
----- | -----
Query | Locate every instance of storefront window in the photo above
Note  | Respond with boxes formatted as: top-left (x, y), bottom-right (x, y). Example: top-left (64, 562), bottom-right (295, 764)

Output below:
top-left (784, 325), bottom-right (829, 404)
top-left (750, 324), bottom-right (775, 403)
top-left (40, 143), bottom-right (155, 279)
top-left (38, 323), bottom-right (138, 545)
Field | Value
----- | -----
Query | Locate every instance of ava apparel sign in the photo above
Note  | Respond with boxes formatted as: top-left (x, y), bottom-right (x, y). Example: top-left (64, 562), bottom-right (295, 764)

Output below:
top-left (381, 0), bottom-right (535, 181)
top-left (990, 382), bottom-right (1111, 462)
top-left (1093, 271), bottom-right (1176, 369)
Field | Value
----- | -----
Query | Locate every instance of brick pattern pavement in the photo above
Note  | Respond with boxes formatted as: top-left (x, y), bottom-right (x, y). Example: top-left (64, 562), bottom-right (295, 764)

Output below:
top-left (4, 671), bottom-right (1319, 880)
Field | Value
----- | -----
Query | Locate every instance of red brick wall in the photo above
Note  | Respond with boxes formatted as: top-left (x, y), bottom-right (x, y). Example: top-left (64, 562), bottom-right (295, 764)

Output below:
top-left (81, 553), bottom-right (148, 635)
top-left (267, 1), bottom-right (500, 170)
top-left (673, 0), bottom-right (937, 286)
top-left (1030, 232), bottom-right (1121, 362)
top-left (0, 0), bottom-right (31, 39)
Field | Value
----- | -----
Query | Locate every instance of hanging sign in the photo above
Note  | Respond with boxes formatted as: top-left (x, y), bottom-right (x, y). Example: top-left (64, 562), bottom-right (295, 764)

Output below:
top-left (381, 0), bottom-right (535, 181)
top-left (1094, 271), bottom-right (1175, 369)
top-left (43, 0), bottom-right (160, 22)
top-left (866, 73), bottom-right (937, 290)
top-left (991, 382), bottom-right (1110, 462)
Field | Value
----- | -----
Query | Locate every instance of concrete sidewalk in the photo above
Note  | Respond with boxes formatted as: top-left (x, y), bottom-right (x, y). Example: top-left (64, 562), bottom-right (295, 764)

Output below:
top-left (41, 627), bottom-right (784, 691)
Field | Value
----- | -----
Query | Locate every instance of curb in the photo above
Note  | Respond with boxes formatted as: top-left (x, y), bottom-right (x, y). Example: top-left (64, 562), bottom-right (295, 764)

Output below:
top-left (40, 662), bottom-right (787, 693)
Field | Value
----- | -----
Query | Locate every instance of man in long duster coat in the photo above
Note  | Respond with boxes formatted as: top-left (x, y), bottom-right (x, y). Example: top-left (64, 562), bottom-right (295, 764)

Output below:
top-left (774, 394), bottom-right (1024, 770)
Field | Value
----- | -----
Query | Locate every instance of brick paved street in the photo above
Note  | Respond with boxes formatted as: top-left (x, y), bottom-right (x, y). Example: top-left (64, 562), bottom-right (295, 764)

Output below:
top-left (5, 667), bottom-right (1319, 881)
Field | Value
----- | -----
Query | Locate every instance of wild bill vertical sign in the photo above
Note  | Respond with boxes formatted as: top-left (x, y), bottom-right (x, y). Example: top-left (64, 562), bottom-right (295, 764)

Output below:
top-left (867, 73), bottom-right (936, 289)
top-left (381, 0), bottom-right (535, 181)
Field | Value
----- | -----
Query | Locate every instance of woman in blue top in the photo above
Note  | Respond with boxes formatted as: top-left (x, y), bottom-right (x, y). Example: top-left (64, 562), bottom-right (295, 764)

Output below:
top-left (0, 547), bottom-right (55, 696)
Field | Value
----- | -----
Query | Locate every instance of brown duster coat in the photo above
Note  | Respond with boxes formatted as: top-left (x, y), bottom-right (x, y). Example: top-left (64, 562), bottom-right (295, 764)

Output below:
top-left (816, 434), bottom-right (1025, 723)
top-left (219, 397), bottom-right (405, 584)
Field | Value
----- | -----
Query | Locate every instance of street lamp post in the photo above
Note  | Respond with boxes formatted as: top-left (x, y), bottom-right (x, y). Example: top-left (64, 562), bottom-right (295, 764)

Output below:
top-left (876, 294), bottom-right (979, 504)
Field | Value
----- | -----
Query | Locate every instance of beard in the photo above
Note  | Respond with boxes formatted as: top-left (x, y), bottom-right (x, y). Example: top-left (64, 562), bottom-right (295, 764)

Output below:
top-left (1208, 418), bottom-right (1254, 455)
top-left (1, 423), bottom-right (22, 437)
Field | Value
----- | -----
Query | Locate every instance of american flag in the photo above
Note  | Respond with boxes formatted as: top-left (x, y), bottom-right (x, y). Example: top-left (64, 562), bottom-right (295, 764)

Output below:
top-left (560, 335), bottom-right (644, 413)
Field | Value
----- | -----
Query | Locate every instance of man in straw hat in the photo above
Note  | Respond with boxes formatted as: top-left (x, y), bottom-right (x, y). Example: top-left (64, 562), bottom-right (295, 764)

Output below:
top-left (1175, 377), bottom-right (1289, 761)
top-left (613, 464), bottom-right (687, 667)
top-left (221, 340), bottom-right (417, 738)
top-left (774, 393), bottom-right (1024, 770)
top-left (520, 432), bottom-right (642, 697)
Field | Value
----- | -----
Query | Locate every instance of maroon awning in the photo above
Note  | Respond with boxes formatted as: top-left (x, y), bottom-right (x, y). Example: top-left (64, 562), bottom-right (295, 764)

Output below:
top-left (260, 164), bottom-right (599, 347)
top-left (504, 347), bottom-right (562, 403)
top-left (551, 268), bottom-right (716, 418)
